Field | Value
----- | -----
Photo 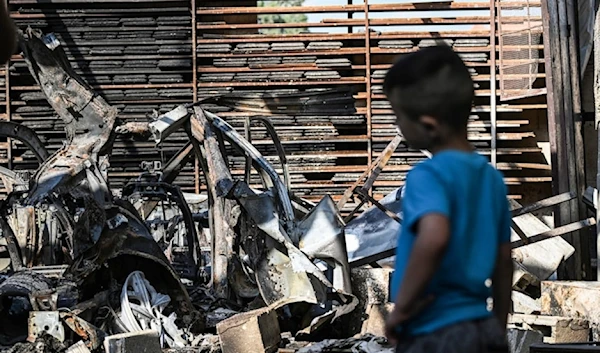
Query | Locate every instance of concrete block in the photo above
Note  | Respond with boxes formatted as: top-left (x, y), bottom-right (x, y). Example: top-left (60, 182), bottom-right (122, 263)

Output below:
top-left (350, 268), bottom-right (393, 305)
top-left (541, 281), bottom-right (600, 318)
top-left (509, 314), bottom-right (590, 343)
top-left (541, 281), bottom-right (600, 340)
top-left (217, 308), bottom-right (280, 353)
top-left (347, 268), bottom-right (393, 335)
top-left (513, 261), bottom-right (540, 291)
top-left (513, 291), bottom-right (541, 314)
top-left (360, 303), bottom-right (394, 337)
top-left (103, 330), bottom-right (162, 353)
top-left (507, 328), bottom-right (544, 353)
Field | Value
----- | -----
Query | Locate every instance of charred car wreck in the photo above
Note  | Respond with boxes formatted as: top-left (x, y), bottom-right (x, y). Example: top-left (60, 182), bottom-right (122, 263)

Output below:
top-left (0, 29), bottom-right (377, 353)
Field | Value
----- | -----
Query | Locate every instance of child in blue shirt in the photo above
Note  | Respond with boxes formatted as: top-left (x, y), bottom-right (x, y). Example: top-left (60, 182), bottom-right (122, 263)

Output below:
top-left (383, 46), bottom-right (512, 353)
top-left (0, 0), bottom-right (17, 64)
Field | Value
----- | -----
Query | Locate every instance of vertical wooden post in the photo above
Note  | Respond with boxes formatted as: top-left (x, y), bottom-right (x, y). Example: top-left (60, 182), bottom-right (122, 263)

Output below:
top-left (364, 0), bottom-right (373, 203)
top-left (5, 61), bottom-right (11, 171)
top-left (543, 0), bottom-right (576, 278)
top-left (594, 1), bottom-right (600, 280)
top-left (557, 0), bottom-right (582, 279)
top-left (542, 0), bottom-right (567, 207)
top-left (542, 0), bottom-right (586, 279)
top-left (566, 0), bottom-right (590, 279)
top-left (192, 0), bottom-right (200, 194)
top-left (489, 0), bottom-right (497, 167)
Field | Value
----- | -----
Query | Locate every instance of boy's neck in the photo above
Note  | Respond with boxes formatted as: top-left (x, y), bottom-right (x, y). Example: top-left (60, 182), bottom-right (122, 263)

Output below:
top-left (428, 135), bottom-right (472, 155)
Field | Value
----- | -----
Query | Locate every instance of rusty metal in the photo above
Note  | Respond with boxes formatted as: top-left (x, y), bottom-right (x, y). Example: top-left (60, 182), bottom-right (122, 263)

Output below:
top-left (192, 107), bottom-right (236, 299)
top-left (0, 122), bottom-right (49, 163)
top-left (115, 122), bottom-right (151, 136)
top-left (27, 311), bottom-right (64, 343)
top-left (354, 188), bottom-right (401, 224)
top-left (1, 1), bottom-right (552, 203)
top-left (0, 213), bottom-right (24, 271)
top-left (122, 179), bottom-right (199, 277)
top-left (140, 142), bottom-right (194, 218)
top-left (61, 313), bottom-right (104, 350)
top-left (337, 134), bottom-right (402, 210)
top-left (19, 30), bottom-right (116, 206)
top-left (248, 117), bottom-right (290, 190)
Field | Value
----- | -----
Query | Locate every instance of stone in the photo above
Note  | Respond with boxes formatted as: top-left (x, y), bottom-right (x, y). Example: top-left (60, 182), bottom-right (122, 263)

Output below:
top-left (347, 268), bottom-right (393, 335)
top-left (103, 330), bottom-right (162, 353)
top-left (351, 268), bottom-right (393, 305)
top-left (217, 308), bottom-right (280, 353)
top-left (541, 281), bottom-right (600, 340)
top-left (508, 314), bottom-right (590, 343)
top-left (360, 303), bottom-right (395, 337)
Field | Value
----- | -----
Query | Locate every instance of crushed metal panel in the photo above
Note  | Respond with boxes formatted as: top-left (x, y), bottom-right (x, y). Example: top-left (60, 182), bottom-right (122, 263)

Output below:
top-left (203, 109), bottom-right (296, 238)
top-left (19, 29), bottom-right (117, 205)
top-left (345, 187), bottom-right (403, 267)
top-left (231, 182), bottom-right (319, 308)
top-left (298, 195), bottom-right (352, 294)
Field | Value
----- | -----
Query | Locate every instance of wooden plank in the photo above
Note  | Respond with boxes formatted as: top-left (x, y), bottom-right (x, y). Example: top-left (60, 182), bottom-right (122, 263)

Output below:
top-left (511, 218), bottom-right (596, 249)
top-left (336, 134), bottom-right (402, 210)
top-left (510, 199), bottom-right (575, 283)
top-left (556, 0), bottom-right (582, 280)
top-left (566, 0), bottom-right (590, 280)
top-left (511, 192), bottom-right (576, 217)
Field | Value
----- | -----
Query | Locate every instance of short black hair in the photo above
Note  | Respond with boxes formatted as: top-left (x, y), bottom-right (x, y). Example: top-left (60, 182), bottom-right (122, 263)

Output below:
top-left (383, 45), bottom-right (474, 130)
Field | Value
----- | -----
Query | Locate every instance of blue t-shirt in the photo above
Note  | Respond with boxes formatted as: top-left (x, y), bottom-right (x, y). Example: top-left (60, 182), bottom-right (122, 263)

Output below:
top-left (390, 150), bottom-right (511, 336)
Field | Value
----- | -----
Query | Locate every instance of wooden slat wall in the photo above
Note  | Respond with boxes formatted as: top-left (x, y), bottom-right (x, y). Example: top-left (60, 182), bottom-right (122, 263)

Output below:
top-left (4, 0), bottom-right (551, 209)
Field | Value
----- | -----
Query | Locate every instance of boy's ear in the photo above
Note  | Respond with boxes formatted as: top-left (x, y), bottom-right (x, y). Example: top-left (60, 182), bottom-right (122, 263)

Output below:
top-left (419, 115), bottom-right (439, 133)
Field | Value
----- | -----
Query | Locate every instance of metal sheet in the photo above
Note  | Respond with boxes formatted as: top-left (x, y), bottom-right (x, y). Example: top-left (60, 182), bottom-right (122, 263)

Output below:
top-left (345, 187), bottom-right (403, 266)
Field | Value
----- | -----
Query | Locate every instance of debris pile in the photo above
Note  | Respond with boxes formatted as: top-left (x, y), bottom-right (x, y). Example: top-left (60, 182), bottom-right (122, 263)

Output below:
top-left (506, 196), bottom-right (597, 351)
top-left (0, 29), bottom-right (384, 353)
top-left (1, 26), bottom-right (598, 353)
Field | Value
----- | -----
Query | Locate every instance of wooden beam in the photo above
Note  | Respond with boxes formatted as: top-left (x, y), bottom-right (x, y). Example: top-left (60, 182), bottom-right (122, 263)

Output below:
top-left (511, 192), bottom-right (577, 217)
top-left (511, 218), bottom-right (596, 248)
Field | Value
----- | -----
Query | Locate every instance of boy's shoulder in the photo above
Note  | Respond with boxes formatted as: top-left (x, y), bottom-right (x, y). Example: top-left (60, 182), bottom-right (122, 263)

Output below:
top-left (408, 151), bottom-right (503, 186)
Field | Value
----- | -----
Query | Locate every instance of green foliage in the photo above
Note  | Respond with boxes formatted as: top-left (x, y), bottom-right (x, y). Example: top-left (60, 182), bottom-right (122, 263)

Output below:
top-left (258, 0), bottom-right (308, 35)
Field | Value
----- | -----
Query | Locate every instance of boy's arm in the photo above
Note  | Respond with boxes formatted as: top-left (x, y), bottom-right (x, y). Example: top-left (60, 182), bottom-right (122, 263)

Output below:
top-left (492, 200), bottom-right (513, 329)
top-left (492, 242), bottom-right (512, 328)
top-left (385, 213), bottom-right (450, 342)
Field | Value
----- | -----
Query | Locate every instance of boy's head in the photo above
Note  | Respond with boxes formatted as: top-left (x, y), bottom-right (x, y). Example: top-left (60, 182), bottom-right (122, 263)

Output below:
top-left (383, 45), bottom-right (474, 150)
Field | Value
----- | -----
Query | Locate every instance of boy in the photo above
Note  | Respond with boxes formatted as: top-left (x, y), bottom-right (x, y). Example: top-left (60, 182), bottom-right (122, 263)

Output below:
top-left (383, 46), bottom-right (513, 353)
top-left (1, 0), bottom-right (17, 64)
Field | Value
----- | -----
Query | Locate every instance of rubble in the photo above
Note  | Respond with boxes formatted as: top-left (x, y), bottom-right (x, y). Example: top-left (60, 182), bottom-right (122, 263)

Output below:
top-left (507, 329), bottom-right (543, 353)
top-left (217, 308), bottom-right (280, 353)
top-left (103, 330), bottom-right (162, 353)
top-left (508, 314), bottom-right (590, 343)
top-left (0, 28), bottom-right (363, 353)
top-left (292, 335), bottom-right (393, 353)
